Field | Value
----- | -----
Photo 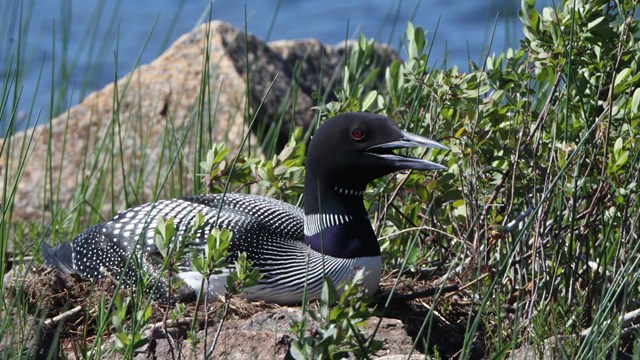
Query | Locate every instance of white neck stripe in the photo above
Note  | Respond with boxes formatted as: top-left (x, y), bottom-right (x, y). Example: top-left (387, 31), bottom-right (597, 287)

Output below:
top-left (334, 186), bottom-right (364, 197)
top-left (304, 213), bottom-right (353, 236)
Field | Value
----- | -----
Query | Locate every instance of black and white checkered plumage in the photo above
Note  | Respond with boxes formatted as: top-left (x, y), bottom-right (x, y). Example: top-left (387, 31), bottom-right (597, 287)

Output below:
top-left (42, 112), bottom-right (447, 304)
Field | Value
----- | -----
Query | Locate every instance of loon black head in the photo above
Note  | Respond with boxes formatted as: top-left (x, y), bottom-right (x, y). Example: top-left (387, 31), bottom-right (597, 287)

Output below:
top-left (303, 112), bottom-right (447, 257)
top-left (305, 112), bottom-right (447, 195)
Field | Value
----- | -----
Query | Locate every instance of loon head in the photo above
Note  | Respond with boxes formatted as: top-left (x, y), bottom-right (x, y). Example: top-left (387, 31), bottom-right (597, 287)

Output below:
top-left (305, 112), bottom-right (448, 191)
top-left (303, 112), bottom-right (448, 258)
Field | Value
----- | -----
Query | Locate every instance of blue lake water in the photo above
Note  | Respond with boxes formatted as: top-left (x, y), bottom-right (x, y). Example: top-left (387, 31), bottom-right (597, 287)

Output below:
top-left (1, 0), bottom-right (552, 131)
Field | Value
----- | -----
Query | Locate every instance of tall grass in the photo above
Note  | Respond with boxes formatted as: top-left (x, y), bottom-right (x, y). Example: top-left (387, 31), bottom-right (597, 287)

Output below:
top-left (0, 1), bottom-right (310, 357)
top-left (0, 1), bottom-right (215, 357)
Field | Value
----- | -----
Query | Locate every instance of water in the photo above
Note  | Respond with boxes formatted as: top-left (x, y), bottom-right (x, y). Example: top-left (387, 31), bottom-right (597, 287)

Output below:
top-left (1, 0), bottom-right (549, 131)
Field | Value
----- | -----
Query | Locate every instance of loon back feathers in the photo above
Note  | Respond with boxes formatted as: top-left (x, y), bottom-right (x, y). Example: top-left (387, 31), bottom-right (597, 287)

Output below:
top-left (42, 112), bottom-right (448, 304)
top-left (42, 194), bottom-right (307, 297)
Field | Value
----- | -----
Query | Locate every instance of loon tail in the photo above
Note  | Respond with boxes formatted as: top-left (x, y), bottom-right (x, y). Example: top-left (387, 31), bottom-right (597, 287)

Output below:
top-left (41, 242), bottom-right (75, 274)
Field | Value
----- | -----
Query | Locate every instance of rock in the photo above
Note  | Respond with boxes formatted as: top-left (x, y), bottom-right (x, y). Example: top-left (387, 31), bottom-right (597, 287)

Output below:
top-left (365, 317), bottom-right (417, 356)
top-left (132, 307), bottom-right (421, 359)
top-left (509, 336), bottom-right (578, 360)
top-left (0, 21), bottom-right (398, 223)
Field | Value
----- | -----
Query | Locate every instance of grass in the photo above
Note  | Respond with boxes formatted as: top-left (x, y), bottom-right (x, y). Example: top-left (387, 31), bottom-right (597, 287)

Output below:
top-left (2, 0), bottom-right (640, 359)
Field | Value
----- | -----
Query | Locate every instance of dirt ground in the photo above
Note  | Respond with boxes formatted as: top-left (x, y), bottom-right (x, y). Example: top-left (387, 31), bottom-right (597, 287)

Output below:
top-left (2, 265), bottom-right (481, 359)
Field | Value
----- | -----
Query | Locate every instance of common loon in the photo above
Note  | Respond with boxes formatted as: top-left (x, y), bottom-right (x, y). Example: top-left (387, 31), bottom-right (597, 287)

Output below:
top-left (41, 112), bottom-right (447, 304)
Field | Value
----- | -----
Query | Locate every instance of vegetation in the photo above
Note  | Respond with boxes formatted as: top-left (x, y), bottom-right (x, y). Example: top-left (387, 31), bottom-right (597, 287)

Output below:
top-left (1, 0), bottom-right (640, 358)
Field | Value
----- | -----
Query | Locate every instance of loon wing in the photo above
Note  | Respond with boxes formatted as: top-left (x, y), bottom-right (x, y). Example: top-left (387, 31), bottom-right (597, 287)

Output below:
top-left (53, 193), bottom-right (303, 275)
top-left (42, 193), bottom-right (306, 302)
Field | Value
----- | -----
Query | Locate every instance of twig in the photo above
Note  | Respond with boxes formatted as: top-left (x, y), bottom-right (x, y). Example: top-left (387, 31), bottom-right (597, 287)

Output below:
top-left (203, 276), bottom-right (211, 358)
top-left (208, 296), bottom-right (231, 357)
top-left (452, 273), bottom-right (490, 294)
top-left (504, 206), bottom-right (533, 233)
top-left (163, 259), bottom-right (177, 360)
top-left (377, 225), bottom-right (460, 242)
top-left (580, 307), bottom-right (640, 337)
top-left (374, 144), bottom-right (445, 233)
top-left (418, 298), bottom-right (452, 326)
top-left (7, 256), bottom-right (34, 264)
top-left (436, 206), bottom-right (534, 285)
top-left (44, 305), bottom-right (83, 326)
top-left (377, 284), bottom-right (459, 302)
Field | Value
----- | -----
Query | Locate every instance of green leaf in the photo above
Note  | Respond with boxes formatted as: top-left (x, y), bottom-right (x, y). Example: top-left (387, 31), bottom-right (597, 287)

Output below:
top-left (361, 90), bottom-right (378, 111)
top-left (361, 68), bottom-right (380, 87)
top-left (613, 137), bottom-right (623, 154)
top-left (288, 343), bottom-right (307, 360)
top-left (321, 277), bottom-right (338, 306)
top-left (613, 68), bottom-right (631, 95)
top-left (277, 145), bottom-right (293, 162)
top-left (191, 256), bottom-right (204, 273)
top-left (155, 217), bottom-right (176, 259)
top-left (631, 88), bottom-right (640, 113)
top-left (141, 303), bottom-right (152, 322)
top-left (115, 332), bottom-right (130, 348)
top-left (542, 7), bottom-right (556, 22)
top-left (587, 16), bottom-right (605, 30)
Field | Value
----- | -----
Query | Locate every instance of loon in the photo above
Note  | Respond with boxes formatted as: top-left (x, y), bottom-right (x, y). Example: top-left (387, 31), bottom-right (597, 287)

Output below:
top-left (41, 112), bottom-right (447, 304)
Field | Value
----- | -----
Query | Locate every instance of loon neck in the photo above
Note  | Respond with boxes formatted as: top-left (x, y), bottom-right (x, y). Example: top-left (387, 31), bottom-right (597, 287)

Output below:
top-left (303, 178), bottom-right (380, 258)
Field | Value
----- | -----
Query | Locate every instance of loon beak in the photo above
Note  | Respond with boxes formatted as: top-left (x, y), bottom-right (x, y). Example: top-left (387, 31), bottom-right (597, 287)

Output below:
top-left (366, 130), bottom-right (449, 171)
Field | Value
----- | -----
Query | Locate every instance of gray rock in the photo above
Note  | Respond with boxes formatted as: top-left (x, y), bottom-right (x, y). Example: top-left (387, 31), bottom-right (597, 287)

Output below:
top-left (134, 307), bottom-right (421, 359)
top-left (0, 21), bottom-right (398, 224)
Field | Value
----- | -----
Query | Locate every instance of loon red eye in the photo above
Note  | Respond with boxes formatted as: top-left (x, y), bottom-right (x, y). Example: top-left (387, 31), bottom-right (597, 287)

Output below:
top-left (351, 128), bottom-right (366, 141)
